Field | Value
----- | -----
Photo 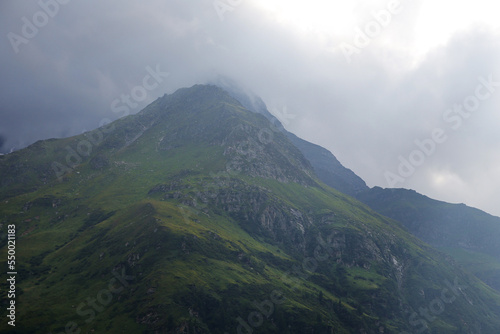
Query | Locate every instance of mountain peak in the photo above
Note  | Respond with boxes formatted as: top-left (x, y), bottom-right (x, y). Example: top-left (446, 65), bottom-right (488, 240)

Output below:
top-left (205, 79), bottom-right (369, 196)
top-left (124, 83), bottom-right (317, 185)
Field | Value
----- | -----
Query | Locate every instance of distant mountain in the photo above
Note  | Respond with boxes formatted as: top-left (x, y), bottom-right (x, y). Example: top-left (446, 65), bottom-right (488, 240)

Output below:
top-left (357, 186), bottom-right (500, 292)
top-left (1, 84), bottom-right (500, 333)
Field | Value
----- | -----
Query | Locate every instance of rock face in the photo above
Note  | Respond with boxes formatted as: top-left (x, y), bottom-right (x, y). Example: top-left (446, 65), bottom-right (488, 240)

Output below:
top-left (150, 177), bottom-right (311, 251)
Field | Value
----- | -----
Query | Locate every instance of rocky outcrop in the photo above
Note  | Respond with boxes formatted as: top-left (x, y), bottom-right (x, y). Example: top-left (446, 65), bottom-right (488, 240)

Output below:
top-left (149, 177), bottom-right (311, 251)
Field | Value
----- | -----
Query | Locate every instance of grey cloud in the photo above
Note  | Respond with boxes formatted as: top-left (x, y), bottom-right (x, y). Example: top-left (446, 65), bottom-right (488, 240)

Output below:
top-left (1, 0), bottom-right (499, 216)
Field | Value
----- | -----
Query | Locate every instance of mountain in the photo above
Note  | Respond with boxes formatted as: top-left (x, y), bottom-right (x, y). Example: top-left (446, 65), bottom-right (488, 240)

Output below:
top-left (214, 78), bottom-right (369, 197)
top-left (357, 187), bottom-right (500, 292)
top-left (1, 84), bottom-right (500, 333)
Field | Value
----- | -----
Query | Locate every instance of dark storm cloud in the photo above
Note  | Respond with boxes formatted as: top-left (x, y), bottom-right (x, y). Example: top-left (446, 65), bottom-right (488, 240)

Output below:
top-left (1, 0), bottom-right (499, 215)
top-left (0, 0), bottom-right (211, 152)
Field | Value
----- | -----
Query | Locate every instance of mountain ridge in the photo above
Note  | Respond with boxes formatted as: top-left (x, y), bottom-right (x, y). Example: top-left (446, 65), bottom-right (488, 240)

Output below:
top-left (214, 79), bottom-right (369, 197)
top-left (357, 186), bottom-right (500, 292)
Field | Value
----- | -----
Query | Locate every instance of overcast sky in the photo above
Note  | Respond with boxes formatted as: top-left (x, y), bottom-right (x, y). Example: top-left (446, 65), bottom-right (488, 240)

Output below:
top-left (1, 0), bottom-right (500, 216)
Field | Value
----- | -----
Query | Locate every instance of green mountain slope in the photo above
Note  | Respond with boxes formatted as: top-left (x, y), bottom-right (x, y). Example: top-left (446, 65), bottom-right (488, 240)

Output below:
top-left (1, 85), bottom-right (500, 333)
top-left (357, 187), bottom-right (500, 292)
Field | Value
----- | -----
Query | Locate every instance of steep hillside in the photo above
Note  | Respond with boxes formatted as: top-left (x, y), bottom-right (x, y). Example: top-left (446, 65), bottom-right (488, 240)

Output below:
top-left (1, 85), bottom-right (500, 333)
top-left (357, 187), bottom-right (500, 292)
top-left (285, 132), bottom-right (368, 197)
top-left (215, 78), bottom-right (368, 197)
